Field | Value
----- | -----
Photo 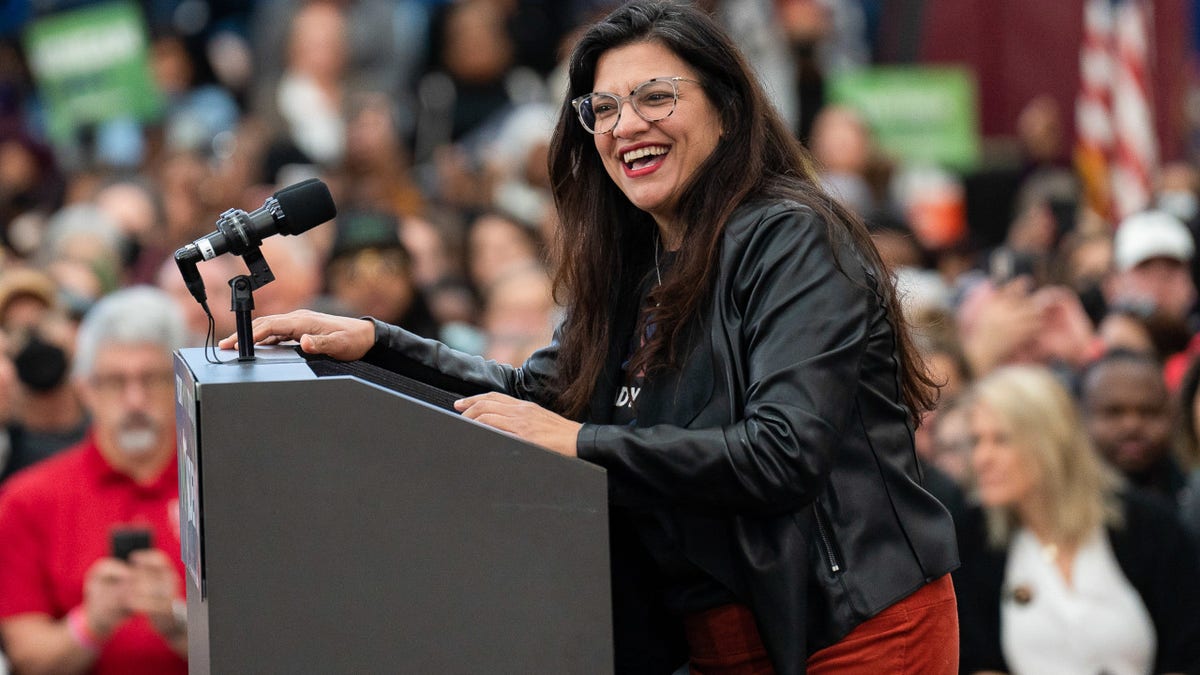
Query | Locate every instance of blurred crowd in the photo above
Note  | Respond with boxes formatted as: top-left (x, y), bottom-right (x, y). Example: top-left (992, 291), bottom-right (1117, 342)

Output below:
top-left (0, 0), bottom-right (880, 482)
top-left (0, 0), bottom-right (1198, 673)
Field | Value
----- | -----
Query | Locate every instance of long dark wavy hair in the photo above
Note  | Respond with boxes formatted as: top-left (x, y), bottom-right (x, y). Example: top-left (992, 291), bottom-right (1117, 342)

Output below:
top-left (546, 0), bottom-right (936, 421)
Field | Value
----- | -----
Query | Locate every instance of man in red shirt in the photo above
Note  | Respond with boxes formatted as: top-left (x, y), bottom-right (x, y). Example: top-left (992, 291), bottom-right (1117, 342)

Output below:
top-left (0, 287), bottom-right (188, 674)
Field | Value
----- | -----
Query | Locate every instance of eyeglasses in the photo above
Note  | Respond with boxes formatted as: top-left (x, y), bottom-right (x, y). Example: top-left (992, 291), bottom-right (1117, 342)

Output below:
top-left (571, 77), bottom-right (701, 135)
top-left (328, 248), bottom-right (410, 282)
top-left (90, 371), bottom-right (175, 395)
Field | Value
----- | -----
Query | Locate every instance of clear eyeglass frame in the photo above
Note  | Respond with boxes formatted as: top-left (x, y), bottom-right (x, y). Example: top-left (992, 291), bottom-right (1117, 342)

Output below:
top-left (571, 76), bottom-right (701, 135)
top-left (90, 370), bottom-right (176, 395)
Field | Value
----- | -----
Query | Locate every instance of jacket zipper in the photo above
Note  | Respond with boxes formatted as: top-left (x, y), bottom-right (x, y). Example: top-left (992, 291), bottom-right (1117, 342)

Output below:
top-left (813, 502), bottom-right (842, 574)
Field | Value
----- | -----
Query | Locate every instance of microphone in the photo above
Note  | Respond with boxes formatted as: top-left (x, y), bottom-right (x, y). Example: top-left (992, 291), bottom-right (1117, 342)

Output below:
top-left (174, 178), bottom-right (337, 304)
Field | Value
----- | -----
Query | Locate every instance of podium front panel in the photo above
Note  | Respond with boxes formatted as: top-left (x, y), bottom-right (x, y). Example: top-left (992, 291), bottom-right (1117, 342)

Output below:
top-left (175, 348), bottom-right (613, 674)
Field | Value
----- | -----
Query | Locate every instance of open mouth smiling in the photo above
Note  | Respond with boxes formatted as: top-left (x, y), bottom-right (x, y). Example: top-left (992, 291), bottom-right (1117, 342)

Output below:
top-left (623, 145), bottom-right (669, 170)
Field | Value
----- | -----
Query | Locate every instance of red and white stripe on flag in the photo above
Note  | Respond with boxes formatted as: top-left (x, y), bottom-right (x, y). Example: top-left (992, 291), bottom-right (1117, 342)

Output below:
top-left (1075, 0), bottom-right (1158, 222)
top-left (1111, 0), bottom-right (1158, 218)
top-left (1075, 0), bottom-right (1116, 219)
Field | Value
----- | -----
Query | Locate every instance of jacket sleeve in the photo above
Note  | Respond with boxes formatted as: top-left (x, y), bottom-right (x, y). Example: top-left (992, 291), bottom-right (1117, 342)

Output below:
top-left (577, 207), bottom-right (877, 516)
top-left (364, 319), bottom-right (561, 410)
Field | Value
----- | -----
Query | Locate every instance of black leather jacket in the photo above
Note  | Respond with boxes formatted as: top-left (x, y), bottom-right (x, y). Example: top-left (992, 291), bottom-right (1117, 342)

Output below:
top-left (366, 199), bottom-right (959, 675)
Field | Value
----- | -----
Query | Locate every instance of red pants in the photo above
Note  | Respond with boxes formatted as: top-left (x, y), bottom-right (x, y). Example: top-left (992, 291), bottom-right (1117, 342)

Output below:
top-left (683, 575), bottom-right (959, 675)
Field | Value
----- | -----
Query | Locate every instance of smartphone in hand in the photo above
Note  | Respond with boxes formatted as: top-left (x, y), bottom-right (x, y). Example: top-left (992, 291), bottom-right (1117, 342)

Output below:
top-left (989, 247), bottom-right (1040, 287)
top-left (111, 527), bottom-right (153, 562)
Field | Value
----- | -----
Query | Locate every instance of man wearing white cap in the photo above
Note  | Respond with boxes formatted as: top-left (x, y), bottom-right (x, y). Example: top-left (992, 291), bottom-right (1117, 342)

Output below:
top-left (1107, 209), bottom-right (1198, 323)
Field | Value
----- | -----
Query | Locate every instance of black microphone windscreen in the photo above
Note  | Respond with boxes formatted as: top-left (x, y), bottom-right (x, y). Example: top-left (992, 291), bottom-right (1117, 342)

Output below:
top-left (273, 179), bottom-right (337, 235)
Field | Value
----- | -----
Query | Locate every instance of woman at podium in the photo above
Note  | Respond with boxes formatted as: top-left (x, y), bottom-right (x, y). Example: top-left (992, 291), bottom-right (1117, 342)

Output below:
top-left (223, 2), bottom-right (959, 673)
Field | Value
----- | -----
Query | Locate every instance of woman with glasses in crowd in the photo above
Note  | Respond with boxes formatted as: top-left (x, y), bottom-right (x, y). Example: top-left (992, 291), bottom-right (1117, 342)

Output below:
top-left (224, 2), bottom-right (959, 673)
top-left (955, 365), bottom-right (1200, 675)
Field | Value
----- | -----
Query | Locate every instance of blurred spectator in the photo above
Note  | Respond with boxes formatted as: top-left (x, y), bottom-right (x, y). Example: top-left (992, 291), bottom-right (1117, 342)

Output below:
top-left (268, 1), bottom-right (350, 168)
top-left (93, 178), bottom-right (168, 285)
top-left (36, 204), bottom-right (126, 312)
top-left (1107, 211), bottom-right (1200, 378)
top-left (324, 210), bottom-right (439, 338)
top-left (0, 267), bottom-right (58, 333)
top-left (150, 33), bottom-right (240, 159)
top-left (0, 268), bottom-right (86, 483)
top-left (1080, 350), bottom-right (1191, 508)
top-left (252, 0), bottom-right (427, 139)
top-left (867, 213), bottom-right (925, 272)
top-left (1, 313), bottom-right (86, 484)
top-left (423, 0), bottom-right (520, 146)
top-left (1009, 98), bottom-right (1078, 247)
top-left (810, 104), bottom-right (876, 217)
top-left (909, 314), bottom-right (969, 403)
top-left (1174, 355), bottom-right (1200, 545)
top-left (465, 211), bottom-right (542, 300)
top-left (0, 287), bottom-right (188, 674)
top-left (1094, 304), bottom-right (1157, 358)
top-left (481, 263), bottom-right (556, 365)
top-left (503, 0), bottom-right (579, 79)
top-left (956, 274), bottom-right (1097, 377)
top-left (909, 305), bottom-right (972, 516)
top-left (0, 125), bottom-right (65, 255)
top-left (955, 364), bottom-right (1200, 675)
top-left (925, 395), bottom-right (971, 487)
top-left (1005, 194), bottom-right (1063, 261)
top-left (1177, 354), bottom-right (1200, 467)
top-left (893, 164), bottom-right (967, 253)
top-left (414, 0), bottom-right (539, 214)
top-left (399, 215), bottom-right (476, 328)
top-left (1016, 95), bottom-right (1068, 173)
top-left (1155, 161), bottom-right (1200, 230)
top-left (1051, 226), bottom-right (1112, 326)
top-left (336, 91), bottom-right (425, 217)
top-left (697, 0), bottom-right (798, 132)
top-left (776, 0), bottom-right (869, 139)
top-left (156, 149), bottom-right (219, 246)
top-left (401, 215), bottom-right (457, 294)
top-left (480, 102), bottom-right (555, 232)
top-left (908, 310), bottom-right (971, 516)
top-left (1106, 209), bottom-right (1197, 326)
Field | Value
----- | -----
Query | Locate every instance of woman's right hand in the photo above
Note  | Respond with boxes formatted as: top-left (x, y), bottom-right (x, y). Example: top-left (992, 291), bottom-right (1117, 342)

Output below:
top-left (217, 310), bottom-right (377, 361)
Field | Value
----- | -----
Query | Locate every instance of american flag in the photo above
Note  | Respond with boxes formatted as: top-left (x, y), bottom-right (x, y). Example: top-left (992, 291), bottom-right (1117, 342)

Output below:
top-left (1074, 0), bottom-right (1158, 222)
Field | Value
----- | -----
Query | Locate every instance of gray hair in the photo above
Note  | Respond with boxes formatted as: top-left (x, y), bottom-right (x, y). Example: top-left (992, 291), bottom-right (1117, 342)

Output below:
top-left (73, 286), bottom-right (187, 379)
top-left (38, 204), bottom-right (125, 265)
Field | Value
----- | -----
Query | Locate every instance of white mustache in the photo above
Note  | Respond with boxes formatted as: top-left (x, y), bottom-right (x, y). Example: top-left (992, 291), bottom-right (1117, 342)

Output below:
top-left (115, 413), bottom-right (160, 455)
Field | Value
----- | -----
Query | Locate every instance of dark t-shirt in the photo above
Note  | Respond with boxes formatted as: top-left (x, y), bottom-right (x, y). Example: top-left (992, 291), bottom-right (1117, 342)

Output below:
top-left (0, 419), bottom-right (89, 485)
top-left (613, 252), bottom-right (736, 613)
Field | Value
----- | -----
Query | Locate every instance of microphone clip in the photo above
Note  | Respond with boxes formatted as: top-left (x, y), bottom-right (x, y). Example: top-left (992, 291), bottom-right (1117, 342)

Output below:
top-left (215, 208), bottom-right (262, 257)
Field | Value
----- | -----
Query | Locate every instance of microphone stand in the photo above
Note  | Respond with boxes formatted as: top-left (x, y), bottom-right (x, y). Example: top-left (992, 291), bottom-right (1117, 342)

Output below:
top-left (229, 245), bottom-right (276, 362)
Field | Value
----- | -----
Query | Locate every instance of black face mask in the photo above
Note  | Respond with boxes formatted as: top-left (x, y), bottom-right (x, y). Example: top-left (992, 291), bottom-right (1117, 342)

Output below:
top-left (120, 235), bottom-right (142, 269)
top-left (14, 331), bottom-right (69, 393)
top-left (1076, 281), bottom-right (1109, 328)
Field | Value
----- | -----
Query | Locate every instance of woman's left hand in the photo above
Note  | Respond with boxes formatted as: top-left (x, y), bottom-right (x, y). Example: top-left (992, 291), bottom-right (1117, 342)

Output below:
top-left (454, 393), bottom-right (582, 457)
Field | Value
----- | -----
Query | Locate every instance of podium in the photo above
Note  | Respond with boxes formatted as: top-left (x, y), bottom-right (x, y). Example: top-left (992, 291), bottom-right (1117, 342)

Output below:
top-left (173, 347), bottom-right (613, 674)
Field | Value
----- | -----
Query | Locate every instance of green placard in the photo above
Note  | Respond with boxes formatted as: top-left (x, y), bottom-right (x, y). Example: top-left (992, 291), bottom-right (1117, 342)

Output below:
top-left (23, 1), bottom-right (163, 143)
top-left (827, 66), bottom-right (980, 171)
